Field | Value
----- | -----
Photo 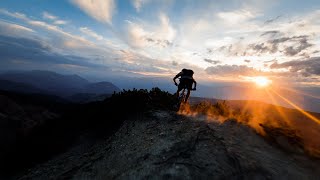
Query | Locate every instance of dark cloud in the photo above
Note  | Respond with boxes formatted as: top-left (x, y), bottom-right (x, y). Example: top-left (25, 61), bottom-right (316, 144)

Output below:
top-left (172, 61), bottom-right (178, 66)
top-left (300, 52), bottom-right (310, 58)
top-left (205, 65), bottom-right (260, 76)
top-left (260, 30), bottom-right (280, 37)
top-left (145, 37), bottom-right (172, 48)
top-left (264, 15), bottom-right (281, 24)
top-left (270, 57), bottom-right (320, 77)
top-left (208, 45), bottom-right (233, 55)
top-left (246, 35), bottom-right (313, 56)
top-left (283, 36), bottom-right (313, 56)
top-left (248, 43), bottom-right (270, 53)
top-left (219, 45), bottom-right (233, 52)
top-left (145, 38), bottom-right (154, 42)
top-left (211, 45), bottom-right (233, 55)
top-left (0, 35), bottom-right (51, 52)
top-left (244, 60), bottom-right (251, 63)
top-left (204, 58), bottom-right (220, 64)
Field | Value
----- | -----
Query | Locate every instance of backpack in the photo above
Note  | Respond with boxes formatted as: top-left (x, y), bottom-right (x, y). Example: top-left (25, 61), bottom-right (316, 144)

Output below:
top-left (182, 69), bottom-right (194, 77)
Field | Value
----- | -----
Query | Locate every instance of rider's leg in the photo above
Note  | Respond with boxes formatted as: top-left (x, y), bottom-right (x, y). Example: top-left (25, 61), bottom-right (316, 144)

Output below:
top-left (176, 89), bottom-right (180, 98)
top-left (185, 89), bottom-right (191, 102)
top-left (184, 79), bottom-right (193, 102)
top-left (176, 81), bottom-right (183, 98)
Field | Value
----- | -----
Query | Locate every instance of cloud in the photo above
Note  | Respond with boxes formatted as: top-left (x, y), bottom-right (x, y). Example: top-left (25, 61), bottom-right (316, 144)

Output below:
top-left (172, 61), bottom-right (178, 66)
top-left (131, 0), bottom-right (148, 12)
top-left (264, 15), bottom-right (281, 24)
top-left (216, 45), bottom-right (233, 54)
top-left (53, 20), bottom-right (68, 25)
top-left (1, 10), bottom-right (77, 44)
top-left (245, 35), bottom-right (313, 56)
top-left (270, 57), bottom-right (320, 77)
top-left (0, 35), bottom-right (109, 71)
top-left (42, 11), bottom-right (68, 25)
top-left (71, 0), bottom-right (115, 24)
top-left (0, 9), bottom-right (28, 20)
top-left (21, 20), bottom-right (95, 51)
top-left (270, 36), bottom-right (313, 56)
top-left (158, 13), bottom-right (176, 41)
top-left (27, 20), bottom-right (86, 43)
top-left (217, 9), bottom-right (256, 25)
top-left (0, 9), bottom-right (117, 65)
top-left (43, 11), bottom-right (58, 20)
top-left (80, 27), bottom-right (103, 40)
top-left (204, 58), bottom-right (220, 64)
top-left (113, 49), bottom-right (204, 78)
top-left (0, 20), bottom-right (34, 37)
top-left (283, 37), bottom-right (313, 56)
top-left (126, 13), bottom-right (176, 48)
top-left (205, 65), bottom-right (261, 77)
top-left (126, 21), bottom-right (149, 48)
top-left (247, 43), bottom-right (270, 54)
top-left (1, 3), bottom-right (320, 85)
top-left (185, 7), bottom-right (320, 60)
top-left (260, 30), bottom-right (280, 37)
top-left (0, 9), bottom-right (196, 79)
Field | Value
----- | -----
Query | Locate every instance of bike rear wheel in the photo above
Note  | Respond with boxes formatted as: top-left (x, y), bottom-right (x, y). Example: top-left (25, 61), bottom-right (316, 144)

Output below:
top-left (173, 89), bottom-right (186, 111)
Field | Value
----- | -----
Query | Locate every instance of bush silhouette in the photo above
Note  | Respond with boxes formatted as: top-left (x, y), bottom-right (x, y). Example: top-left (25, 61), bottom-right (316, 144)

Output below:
top-left (108, 87), bottom-right (177, 112)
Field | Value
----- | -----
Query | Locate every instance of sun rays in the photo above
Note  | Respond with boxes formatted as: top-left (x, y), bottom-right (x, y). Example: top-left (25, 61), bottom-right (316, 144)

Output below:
top-left (268, 88), bottom-right (320, 125)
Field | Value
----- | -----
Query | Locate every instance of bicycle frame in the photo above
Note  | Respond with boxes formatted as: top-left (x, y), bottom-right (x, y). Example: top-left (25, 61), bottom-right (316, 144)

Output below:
top-left (172, 87), bottom-right (187, 111)
top-left (179, 88), bottom-right (187, 103)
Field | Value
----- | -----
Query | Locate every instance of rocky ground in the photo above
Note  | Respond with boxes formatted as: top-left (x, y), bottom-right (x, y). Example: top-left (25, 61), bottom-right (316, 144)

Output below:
top-left (17, 110), bottom-right (320, 179)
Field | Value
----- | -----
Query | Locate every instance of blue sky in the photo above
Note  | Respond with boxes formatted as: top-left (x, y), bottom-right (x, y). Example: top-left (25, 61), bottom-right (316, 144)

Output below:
top-left (0, 0), bottom-right (320, 87)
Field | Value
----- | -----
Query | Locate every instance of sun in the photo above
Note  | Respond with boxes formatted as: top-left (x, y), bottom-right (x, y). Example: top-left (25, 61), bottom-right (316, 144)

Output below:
top-left (252, 76), bottom-right (272, 87)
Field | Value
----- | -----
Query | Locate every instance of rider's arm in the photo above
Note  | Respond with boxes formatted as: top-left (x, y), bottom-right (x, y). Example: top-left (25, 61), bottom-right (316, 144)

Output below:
top-left (173, 76), bottom-right (177, 85)
top-left (193, 79), bottom-right (197, 89)
top-left (173, 72), bottom-right (183, 85)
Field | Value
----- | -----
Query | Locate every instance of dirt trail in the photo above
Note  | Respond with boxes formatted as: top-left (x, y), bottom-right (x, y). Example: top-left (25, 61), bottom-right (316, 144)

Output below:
top-left (18, 110), bottom-right (320, 179)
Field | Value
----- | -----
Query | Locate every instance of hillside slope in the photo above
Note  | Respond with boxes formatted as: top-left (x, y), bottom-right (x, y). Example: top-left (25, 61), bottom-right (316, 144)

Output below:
top-left (18, 110), bottom-right (320, 179)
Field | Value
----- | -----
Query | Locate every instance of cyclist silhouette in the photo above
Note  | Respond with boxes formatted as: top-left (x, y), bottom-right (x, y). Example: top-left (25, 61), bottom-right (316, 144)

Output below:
top-left (173, 69), bottom-right (197, 103)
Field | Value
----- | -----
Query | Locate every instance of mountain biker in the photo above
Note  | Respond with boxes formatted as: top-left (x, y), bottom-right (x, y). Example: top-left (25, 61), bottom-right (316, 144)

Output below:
top-left (173, 69), bottom-right (197, 103)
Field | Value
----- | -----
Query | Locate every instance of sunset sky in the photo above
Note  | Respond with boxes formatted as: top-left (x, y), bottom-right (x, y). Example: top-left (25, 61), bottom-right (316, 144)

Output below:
top-left (0, 0), bottom-right (319, 87)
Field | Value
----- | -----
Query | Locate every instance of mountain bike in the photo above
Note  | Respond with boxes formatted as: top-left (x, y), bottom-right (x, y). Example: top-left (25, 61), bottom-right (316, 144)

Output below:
top-left (173, 85), bottom-right (195, 111)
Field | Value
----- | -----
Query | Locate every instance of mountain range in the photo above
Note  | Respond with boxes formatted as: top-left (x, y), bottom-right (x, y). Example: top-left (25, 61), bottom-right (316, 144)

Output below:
top-left (0, 70), bottom-right (120, 102)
